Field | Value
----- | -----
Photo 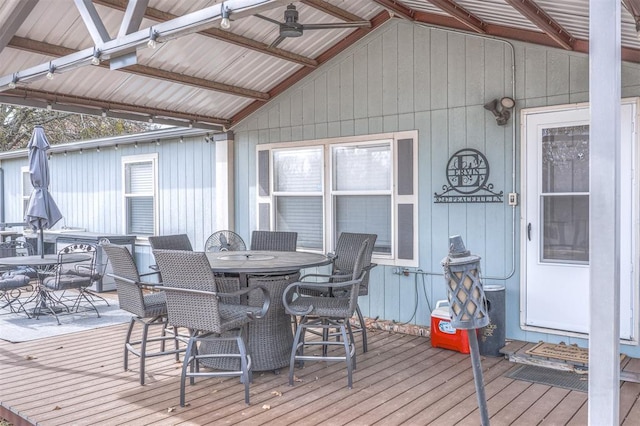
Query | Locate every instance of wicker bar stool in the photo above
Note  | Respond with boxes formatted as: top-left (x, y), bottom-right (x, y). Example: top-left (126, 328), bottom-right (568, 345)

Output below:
top-left (152, 249), bottom-right (270, 405)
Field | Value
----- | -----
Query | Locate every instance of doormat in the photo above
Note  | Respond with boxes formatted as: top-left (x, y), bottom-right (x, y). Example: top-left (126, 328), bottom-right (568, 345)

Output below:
top-left (506, 364), bottom-right (588, 392)
top-left (526, 342), bottom-right (589, 364)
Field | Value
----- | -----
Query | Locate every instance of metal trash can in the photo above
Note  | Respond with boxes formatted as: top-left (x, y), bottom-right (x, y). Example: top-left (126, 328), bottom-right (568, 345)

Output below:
top-left (478, 284), bottom-right (505, 356)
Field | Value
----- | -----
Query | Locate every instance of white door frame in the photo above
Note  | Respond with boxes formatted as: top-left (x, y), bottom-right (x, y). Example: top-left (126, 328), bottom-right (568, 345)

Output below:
top-left (520, 98), bottom-right (639, 344)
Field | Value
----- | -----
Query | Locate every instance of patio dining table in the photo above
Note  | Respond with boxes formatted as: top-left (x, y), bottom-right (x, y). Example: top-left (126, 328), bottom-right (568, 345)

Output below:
top-left (0, 253), bottom-right (90, 322)
top-left (205, 250), bottom-right (332, 371)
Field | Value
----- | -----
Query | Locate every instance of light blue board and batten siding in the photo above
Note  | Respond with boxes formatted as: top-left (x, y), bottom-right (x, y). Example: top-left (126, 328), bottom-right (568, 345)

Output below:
top-left (0, 136), bottom-right (219, 270)
top-left (232, 18), bottom-right (640, 356)
top-left (232, 21), bottom-right (516, 330)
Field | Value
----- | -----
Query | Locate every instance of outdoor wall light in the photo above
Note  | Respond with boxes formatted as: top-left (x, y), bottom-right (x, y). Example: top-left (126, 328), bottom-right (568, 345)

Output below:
top-left (114, 144), bottom-right (119, 150)
top-left (483, 97), bottom-right (515, 126)
top-left (220, 4), bottom-right (231, 29)
top-left (134, 142), bottom-right (139, 149)
top-left (180, 136), bottom-right (184, 143)
top-left (101, 109), bottom-right (107, 118)
top-left (156, 139), bottom-right (161, 146)
top-left (96, 146), bottom-right (101, 153)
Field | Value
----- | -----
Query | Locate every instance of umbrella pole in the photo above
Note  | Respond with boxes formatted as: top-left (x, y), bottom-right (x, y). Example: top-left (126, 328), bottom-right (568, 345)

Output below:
top-left (39, 221), bottom-right (44, 258)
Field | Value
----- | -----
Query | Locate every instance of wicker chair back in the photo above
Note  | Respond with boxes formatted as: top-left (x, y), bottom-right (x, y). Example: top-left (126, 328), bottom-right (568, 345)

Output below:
top-left (250, 231), bottom-right (297, 251)
top-left (333, 232), bottom-right (377, 296)
top-left (148, 234), bottom-right (193, 251)
top-left (100, 243), bottom-right (147, 317)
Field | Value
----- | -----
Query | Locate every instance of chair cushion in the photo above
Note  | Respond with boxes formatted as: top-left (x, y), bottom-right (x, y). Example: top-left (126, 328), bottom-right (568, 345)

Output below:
top-left (43, 274), bottom-right (92, 291)
top-left (218, 303), bottom-right (261, 332)
top-left (288, 296), bottom-right (351, 318)
top-left (0, 274), bottom-right (31, 290)
top-left (141, 291), bottom-right (168, 317)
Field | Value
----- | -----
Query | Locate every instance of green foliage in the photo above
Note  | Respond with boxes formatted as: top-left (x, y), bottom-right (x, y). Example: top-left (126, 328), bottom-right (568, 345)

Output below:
top-left (0, 105), bottom-right (150, 151)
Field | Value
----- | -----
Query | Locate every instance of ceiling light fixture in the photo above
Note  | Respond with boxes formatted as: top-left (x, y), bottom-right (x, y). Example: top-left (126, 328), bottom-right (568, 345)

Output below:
top-left (8, 74), bottom-right (18, 89)
top-left (101, 109), bottom-right (107, 118)
top-left (134, 142), bottom-right (138, 149)
top-left (46, 63), bottom-right (55, 80)
top-left (148, 28), bottom-right (158, 49)
top-left (96, 146), bottom-right (101, 152)
top-left (46, 102), bottom-right (52, 111)
top-left (114, 144), bottom-right (119, 150)
top-left (148, 115), bottom-right (154, 123)
top-left (180, 136), bottom-right (184, 143)
top-left (220, 3), bottom-right (231, 29)
top-left (79, 148), bottom-right (83, 154)
top-left (91, 48), bottom-right (101, 65)
top-left (156, 139), bottom-right (161, 146)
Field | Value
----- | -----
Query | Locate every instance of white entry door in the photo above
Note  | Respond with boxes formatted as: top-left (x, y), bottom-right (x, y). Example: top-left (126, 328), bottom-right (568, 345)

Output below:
top-left (522, 100), bottom-right (637, 340)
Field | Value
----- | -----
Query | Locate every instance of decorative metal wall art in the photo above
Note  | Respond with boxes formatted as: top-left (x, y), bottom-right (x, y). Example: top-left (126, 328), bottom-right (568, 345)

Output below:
top-left (434, 148), bottom-right (503, 203)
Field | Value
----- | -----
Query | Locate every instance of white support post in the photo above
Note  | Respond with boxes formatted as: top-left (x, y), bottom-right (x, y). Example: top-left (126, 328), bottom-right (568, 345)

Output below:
top-left (589, 0), bottom-right (621, 424)
top-left (215, 132), bottom-right (235, 231)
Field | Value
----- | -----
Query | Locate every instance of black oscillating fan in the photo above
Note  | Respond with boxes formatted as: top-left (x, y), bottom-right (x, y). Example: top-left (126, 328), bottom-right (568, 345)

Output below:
top-left (205, 230), bottom-right (246, 252)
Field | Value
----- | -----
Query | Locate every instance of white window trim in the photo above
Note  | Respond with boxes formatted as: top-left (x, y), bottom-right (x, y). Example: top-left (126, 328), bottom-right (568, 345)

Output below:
top-left (257, 131), bottom-right (418, 267)
top-left (121, 153), bottom-right (158, 239)
top-left (21, 166), bottom-right (30, 218)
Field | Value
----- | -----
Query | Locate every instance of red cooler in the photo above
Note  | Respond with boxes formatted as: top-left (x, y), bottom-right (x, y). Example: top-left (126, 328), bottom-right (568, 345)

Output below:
top-left (430, 300), bottom-right (471, 354)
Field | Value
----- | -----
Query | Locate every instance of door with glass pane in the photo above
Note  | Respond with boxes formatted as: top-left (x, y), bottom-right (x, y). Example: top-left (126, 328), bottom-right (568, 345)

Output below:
top-left (523, 103), bottom-right (636, 339)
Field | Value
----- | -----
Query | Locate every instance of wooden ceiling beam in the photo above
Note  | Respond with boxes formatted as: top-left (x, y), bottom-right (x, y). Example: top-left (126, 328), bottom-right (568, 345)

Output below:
top-left (427, 0), bottom-right (487, 34)
top-left (93, 0), bottom-right (318, 68)
top-left (502, 0), bottom-right (575, 50)
top-left (8, 36), bottom-right (270, 101)
top-left (300, 0), bottom-right (367, 22)
top-left (231, 10), bottom-right (391, 126)
top-left (371, 0), bottom-right (416, 21)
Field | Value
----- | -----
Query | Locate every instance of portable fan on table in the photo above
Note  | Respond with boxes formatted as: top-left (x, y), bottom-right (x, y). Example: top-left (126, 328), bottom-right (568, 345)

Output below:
top-left (205, 230), bottom-right (246, 252)
top-left (255, 3), bottom-right (371, 48)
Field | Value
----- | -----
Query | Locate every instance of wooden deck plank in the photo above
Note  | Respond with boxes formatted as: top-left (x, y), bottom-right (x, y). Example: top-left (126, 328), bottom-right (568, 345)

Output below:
top-left (511, 386), bottom-right (571, 426)
top-left (3, 323), bottom-right (640, 425)
top-left (539, 391), bottom-right (587, 425)
top-left (377, 356), bottom-right (512, 425)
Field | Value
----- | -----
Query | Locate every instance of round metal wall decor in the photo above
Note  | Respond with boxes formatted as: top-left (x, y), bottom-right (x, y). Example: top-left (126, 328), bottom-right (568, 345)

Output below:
top-left (435, 148), bottom-right (503, 203)
top-left (445, 149), bottom-right (490, 195)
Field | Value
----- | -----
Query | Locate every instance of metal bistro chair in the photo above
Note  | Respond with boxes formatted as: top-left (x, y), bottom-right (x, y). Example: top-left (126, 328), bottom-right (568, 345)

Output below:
top-left (152, 249), bottom-right (270, 406)
top-left (40, 243), bottom-right (100, 321)
top-left (0, 272), bottom-right (32, 316)
top-left (0, 240), bottom-right (38, 279)
top-left (101, 242), bottom-right (184, 385)
top-left (283, 239), bottom-right (368, 389)
top-left (250, 230), bottom-right (297, 252)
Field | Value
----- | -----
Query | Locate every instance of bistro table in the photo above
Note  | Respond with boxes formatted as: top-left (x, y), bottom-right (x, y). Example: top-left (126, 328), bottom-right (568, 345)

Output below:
top-left (205, 250), bottom-right (332, 371)
top-left (0, 253), bottom-right (90, 323)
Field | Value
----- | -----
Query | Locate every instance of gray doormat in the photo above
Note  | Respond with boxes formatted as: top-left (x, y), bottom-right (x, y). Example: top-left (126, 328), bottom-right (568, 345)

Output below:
top-left (505, 364), bottom-right (588, 392)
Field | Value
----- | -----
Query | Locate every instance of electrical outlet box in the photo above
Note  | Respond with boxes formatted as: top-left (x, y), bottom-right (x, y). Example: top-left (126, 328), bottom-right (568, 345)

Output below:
top-left (508, 192), bottom-right (518, 206)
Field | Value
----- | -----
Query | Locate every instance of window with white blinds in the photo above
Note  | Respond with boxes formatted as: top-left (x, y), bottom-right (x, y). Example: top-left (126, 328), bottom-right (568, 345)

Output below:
top-left (122, 154), bottom-right (157, 236)
top-left (257, 131), bottom-right (418, 266)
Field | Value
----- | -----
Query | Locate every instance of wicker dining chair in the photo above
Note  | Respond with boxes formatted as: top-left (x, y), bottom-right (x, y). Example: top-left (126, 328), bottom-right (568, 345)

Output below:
top-left (331, 233), bottom-right (377, 353)
top-left (101, 242), bottom-right (184, 385)
top-left (282, 239), bottom-right (368, 389)
top-left (148, 234), bottom-right (194, 278)
top-left (249, 230), bottom-right (297, 251)
top-left (152, 249), bottom-right (270, 406)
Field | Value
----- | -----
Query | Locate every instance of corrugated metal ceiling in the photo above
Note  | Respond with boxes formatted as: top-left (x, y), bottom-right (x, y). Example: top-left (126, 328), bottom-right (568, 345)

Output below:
top-left (0, 0), bottom-right (638, 133)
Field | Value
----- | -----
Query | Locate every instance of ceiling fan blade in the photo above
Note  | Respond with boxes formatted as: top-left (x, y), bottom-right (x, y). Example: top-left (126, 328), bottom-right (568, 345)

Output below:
top-left (270, 35), bottom-right (287, 48)
top-left (302, 21), bottom-right (372, 30)
top-left (254, 14), bottom-right (284, 26)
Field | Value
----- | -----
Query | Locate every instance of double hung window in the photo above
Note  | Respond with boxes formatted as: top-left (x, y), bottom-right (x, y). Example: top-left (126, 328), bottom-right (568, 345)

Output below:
top-left (257, 131), bottom-right (417, 266)
top-left (122, 154), bottom-right (157, 236)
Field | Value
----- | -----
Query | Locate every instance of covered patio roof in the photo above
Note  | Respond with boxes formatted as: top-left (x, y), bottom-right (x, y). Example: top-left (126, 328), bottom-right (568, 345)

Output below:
top-left (1, 0), bottom-right (640, 132)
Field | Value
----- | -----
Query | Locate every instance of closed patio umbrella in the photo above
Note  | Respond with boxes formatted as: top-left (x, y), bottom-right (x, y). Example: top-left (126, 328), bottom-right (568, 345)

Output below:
top-left (24, 126), bottom-right (62, 257)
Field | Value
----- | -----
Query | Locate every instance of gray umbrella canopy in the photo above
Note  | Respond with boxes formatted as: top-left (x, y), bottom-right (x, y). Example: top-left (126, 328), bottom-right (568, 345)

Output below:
top-left (24, 126), bottom-right (62, 256)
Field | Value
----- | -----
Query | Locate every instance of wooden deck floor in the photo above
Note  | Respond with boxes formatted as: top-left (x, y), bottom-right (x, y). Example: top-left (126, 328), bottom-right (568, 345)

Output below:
top-left (2, 322), bottom-right (640, 425)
